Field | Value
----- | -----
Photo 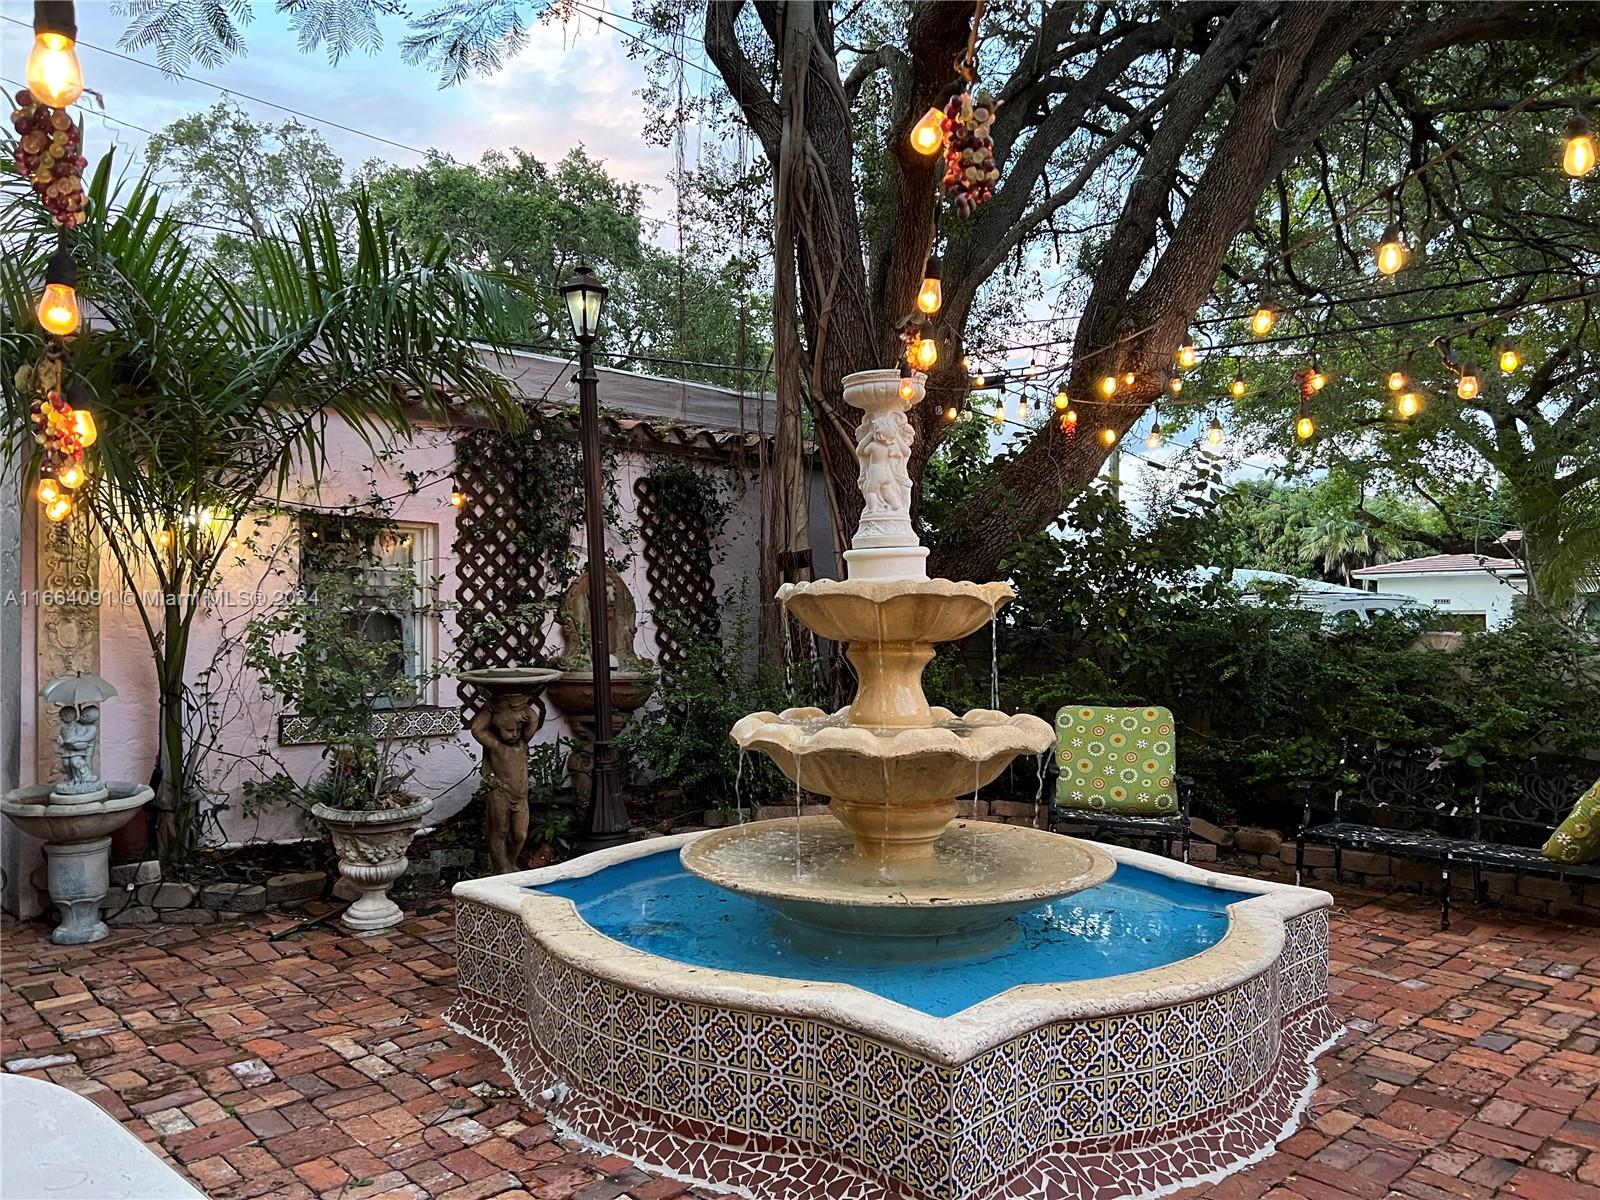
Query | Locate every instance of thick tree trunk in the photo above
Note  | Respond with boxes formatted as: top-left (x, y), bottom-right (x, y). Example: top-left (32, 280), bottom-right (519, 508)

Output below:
top-left (710, 0), bottom-right (1539, 586)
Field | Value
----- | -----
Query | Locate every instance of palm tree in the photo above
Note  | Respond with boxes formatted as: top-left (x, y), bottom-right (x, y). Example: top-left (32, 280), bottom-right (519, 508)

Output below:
top-left (2, 162), bottom-right (532, 860)
top-left (1297, 512), bottom-right (1400, 586)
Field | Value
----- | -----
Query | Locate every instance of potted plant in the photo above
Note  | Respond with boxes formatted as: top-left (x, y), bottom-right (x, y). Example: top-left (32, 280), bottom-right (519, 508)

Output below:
top-left (244, 519), bottom-right (446, 931)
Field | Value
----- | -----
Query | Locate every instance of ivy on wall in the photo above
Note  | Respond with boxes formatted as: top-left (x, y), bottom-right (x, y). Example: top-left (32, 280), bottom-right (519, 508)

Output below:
top-left (636, 458), bottom-right (732, 670)
top-left (453, 414), bottom-right (586, 707)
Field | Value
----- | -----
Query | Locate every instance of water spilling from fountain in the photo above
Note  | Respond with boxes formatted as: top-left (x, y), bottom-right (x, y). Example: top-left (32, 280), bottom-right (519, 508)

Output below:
top-left (680, 369), bottom-right (1113, 953)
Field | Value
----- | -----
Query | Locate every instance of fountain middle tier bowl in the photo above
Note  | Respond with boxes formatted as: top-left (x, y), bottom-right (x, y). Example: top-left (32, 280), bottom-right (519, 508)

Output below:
top-left (732, 705), bottom-right (1055, 859)
top-left (680, 816), bottom-right (1116, 959)
top-left (776, 577), bottom-right (1015, 645)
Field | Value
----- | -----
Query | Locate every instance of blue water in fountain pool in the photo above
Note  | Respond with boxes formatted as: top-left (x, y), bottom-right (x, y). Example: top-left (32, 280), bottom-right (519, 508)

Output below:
top-left (528, 846), bottom-right (1237, 1018)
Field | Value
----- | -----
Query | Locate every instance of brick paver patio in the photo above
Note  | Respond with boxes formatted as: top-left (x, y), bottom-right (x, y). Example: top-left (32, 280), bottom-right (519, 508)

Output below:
top-left (2, 878), bottom-right (1598, 1200)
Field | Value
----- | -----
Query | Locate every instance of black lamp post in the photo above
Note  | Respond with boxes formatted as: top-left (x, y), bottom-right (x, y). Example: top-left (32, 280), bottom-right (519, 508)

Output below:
top-left (561, 265), bottom-right (629, 852)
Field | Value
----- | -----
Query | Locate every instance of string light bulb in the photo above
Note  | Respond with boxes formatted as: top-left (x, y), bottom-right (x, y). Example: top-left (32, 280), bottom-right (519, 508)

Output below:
top-left (989, 399), bottom-right (1006, 425)
top-left (1016, 395), bottom-right (1030, 420)
top-left (1053, 389), bottom-right (1070, 411)
top-left (1064, 407), bottom-right (1078, 425)
top-left (37, 477), bottom-right (60, 505)
top-left (44, 495), bottom-right (73, 523)
top-left (1375, 223), bottom-right (1408, 276)
top-left (910, 107), bottom-right (944, 155)
top-left (911, 334), bottom-right (938, 371)
top-left (944, 405), bottom-right (959, 423)
top-left (1498, 343), bottom-right (1521, 373)
top-left (1308, 366), bottom-right (1328, 391)
top-left (449, 486), bottom-right (466, 509)
top-left (1099, 426), bottom-right (1118, 447)
top-left (1176, 333), bottom-right (1197, 370)
top-left (1146, 415), bottom-right (1162, 449)
top-left (1098, 374), bottom-right (1117, 397)
top-left (1250, 293), bottom-right (1278, 337)
top-left (71, 408), bottom-right (95, 447)
top-left (1397, 391), bottom-right (1422, 419)
top-left (36, 247), bottom-right (79, 337)
top-left (1168, 376), bottom-right (1183, 395)
top-left (1563, 113), bottom-right (1597, 178)
top-left (1387, 370), bottom-right (1406, 391)
top-left (1456, 362), bottom-right (1481, 400)
top-left (56, 462), bottom-right (84, 490)
top-left (26, 3), bottom-right (84, 109)
top-left (916, 255), bottom-right (943, 315)
top-left (898, 365), bottom-right (916, 402)
top-left (1296, 411), bottom-right (1316, 440)
top-left (1121, 371), bottom-right (1136, 387)
top-left (1205, 415), bottom-right (1225, 447)
top-left (1230, 377), bottom-right (1246, 398)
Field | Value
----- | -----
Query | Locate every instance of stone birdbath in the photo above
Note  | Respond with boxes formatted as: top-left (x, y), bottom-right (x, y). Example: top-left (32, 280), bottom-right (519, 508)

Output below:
top-left (546, 566), bottom-right (656, 799)
top-left (1, 674), bottom-right (154, 945)
top-left (459, 667), bottom-right (562, 874)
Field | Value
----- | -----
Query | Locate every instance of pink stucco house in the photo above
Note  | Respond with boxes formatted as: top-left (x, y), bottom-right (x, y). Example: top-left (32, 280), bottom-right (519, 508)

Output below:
top-left (0, 351), bottom-right (831, 917)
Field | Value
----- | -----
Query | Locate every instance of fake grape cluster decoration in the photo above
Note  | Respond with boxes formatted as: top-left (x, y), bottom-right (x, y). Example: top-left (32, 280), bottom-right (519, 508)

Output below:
top-left (21, 357), bottom-right (91, 523)
top-left (942, 88), bottom-right (999, 218)
top-left (12, 89), bottom-right (87, 227)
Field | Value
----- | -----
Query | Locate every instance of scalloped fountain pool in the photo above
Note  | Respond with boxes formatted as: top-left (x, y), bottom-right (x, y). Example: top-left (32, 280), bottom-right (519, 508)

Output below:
top-left (530, 843), bottom-right (1233, 1017)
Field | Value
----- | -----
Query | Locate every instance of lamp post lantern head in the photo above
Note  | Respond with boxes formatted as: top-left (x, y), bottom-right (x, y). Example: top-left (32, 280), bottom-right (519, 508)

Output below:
top-left (560, 264), bottom-right (608, 346)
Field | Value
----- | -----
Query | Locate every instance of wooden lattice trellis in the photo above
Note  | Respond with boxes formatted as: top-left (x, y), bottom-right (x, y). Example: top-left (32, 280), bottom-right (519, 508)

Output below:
top-left (453, 431), bottom-right (572, 719)
top-left (636, 474), bottom-right (721, 670)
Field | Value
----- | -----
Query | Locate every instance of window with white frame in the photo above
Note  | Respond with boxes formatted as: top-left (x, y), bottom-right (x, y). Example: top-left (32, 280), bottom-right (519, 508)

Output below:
top-left (297, 518), bottom-right (435, 709)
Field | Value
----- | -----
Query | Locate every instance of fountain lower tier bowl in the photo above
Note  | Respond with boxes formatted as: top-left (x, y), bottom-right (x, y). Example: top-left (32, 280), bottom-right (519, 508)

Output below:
top-left (681, 816), bottom-right (1115, 960)
top-left (731, 706), bottom-right (1055, 859)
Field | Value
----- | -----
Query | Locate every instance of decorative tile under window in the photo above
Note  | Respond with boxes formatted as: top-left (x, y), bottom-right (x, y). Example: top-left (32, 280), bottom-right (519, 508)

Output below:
top-left (278, 705), bottom-right (461, 746)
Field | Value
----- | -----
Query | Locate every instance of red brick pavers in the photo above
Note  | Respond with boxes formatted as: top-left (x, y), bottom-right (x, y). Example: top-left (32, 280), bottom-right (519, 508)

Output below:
top-left (3, 883), bottom-right (1598, 1200)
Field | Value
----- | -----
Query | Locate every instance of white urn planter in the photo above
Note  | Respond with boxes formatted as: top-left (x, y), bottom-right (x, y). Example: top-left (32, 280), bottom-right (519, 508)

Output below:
top-left (313, 797), bottom-right (433, 932)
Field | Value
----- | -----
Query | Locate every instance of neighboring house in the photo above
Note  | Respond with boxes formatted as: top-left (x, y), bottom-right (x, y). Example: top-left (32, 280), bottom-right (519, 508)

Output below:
top-left (0, 352), bottom-right (833, 917)
top-left (1351, 553), bottom-right (1528, 630)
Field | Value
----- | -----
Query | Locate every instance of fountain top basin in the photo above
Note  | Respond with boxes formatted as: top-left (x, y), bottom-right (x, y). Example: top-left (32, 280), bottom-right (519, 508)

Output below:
top-left (456, 667), bottom-right (562, 690)
top-left (1, 783), bottom-right (154, 844)
top-left (777, 577), bottom-right (1014, 644)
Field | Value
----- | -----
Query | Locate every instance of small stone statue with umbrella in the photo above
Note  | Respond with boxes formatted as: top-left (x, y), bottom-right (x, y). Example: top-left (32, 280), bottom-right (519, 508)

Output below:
top-left (1, 672), bottom-right (155, 944)
top-left (41, 672), bottom-right (116, 803)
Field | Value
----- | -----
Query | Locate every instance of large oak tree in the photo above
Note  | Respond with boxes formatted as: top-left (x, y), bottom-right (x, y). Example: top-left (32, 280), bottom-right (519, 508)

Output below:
top-left (125, 0), bottom-right (1592, 581)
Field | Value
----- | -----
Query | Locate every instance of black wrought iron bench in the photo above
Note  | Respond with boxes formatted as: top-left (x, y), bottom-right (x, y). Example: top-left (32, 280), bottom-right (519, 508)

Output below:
top-left (1295, 748), bottom-right (1598, 929)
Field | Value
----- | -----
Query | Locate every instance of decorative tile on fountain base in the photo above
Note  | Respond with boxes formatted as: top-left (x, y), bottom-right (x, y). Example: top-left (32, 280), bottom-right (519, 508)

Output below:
top-left (449, 868), bottom-right (1337, 1200)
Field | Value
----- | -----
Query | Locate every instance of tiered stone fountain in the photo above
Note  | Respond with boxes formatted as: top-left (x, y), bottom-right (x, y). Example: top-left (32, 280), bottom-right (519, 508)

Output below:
top-left (682, 369), bottom-right (1113, 954)
top-left (448, 369), bottom-right (1339, 1200)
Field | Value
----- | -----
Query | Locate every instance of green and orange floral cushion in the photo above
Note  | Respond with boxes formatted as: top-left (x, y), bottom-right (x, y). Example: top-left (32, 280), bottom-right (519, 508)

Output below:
top-left (1054, 705), bottom-right (1178, 815)
top-left (1542, 777), bottom-right (1600, 865)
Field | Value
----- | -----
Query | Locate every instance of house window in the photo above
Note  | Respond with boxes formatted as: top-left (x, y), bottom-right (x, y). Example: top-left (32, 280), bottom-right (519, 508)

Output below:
top-left (297, 518), bottom-right (434, 708)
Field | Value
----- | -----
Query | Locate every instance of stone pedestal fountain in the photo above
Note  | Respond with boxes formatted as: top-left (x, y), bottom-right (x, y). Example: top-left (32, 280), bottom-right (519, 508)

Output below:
top-left (2, 675), bottom-right (154, 945)
top-left (448, 368), bottom-right (1339, 1200)
top-left (680, 369), bottom-right (1113, 954)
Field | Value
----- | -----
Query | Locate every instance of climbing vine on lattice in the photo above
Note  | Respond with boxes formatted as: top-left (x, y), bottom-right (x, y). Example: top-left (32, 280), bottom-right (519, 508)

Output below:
top-left (453, 416), bottom-right (587, 714)
top-left (636, 459), bottom-right (731, 670)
